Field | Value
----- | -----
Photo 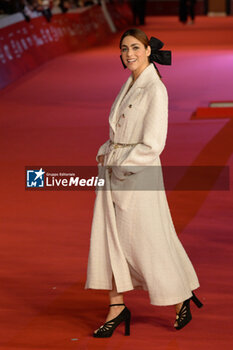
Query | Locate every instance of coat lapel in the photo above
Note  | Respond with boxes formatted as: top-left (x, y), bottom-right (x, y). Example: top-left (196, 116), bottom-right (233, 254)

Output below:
top-left (109, 63), bottom-right (158, 133)
top-left (109, 75), bottom-right (133, 133)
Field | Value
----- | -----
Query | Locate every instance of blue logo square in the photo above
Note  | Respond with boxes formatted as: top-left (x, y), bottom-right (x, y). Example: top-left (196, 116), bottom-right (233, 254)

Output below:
top-left (27, 168), bottom-right (45, 187)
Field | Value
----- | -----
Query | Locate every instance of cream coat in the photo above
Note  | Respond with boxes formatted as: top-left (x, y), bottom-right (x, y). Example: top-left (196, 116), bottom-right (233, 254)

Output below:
top-left (84, 63), bottom-right (200, 305)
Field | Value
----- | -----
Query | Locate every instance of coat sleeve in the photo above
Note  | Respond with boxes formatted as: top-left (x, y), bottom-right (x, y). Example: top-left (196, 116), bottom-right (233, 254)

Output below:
top-left (96, 80), bottom-right (130, 162)
top-left (112, 82), bottom-right (168, 180)
top-left (95, 127), bottom-right (114, 163)
top-left (96, 140), bottom-right (111, 162)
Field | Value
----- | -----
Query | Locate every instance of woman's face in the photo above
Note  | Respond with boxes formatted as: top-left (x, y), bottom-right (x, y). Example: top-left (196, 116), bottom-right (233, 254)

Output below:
top-left (121, 35), bottom-right (151, 75)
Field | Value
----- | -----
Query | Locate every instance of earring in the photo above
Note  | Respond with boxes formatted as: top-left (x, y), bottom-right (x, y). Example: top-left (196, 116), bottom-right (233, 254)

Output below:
top-left (120, 55), bottom-right (127, 69)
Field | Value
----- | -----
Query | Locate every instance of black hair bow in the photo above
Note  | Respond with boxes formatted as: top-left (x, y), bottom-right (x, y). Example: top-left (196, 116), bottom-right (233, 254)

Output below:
top-left (149, 37), bottom-right (172, 65)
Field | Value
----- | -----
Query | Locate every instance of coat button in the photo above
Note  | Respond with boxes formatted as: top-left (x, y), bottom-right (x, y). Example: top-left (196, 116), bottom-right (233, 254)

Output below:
top-left (128, 104), bottom-right (132, 108)
top-left (122, 114), bottom-right (125, 118)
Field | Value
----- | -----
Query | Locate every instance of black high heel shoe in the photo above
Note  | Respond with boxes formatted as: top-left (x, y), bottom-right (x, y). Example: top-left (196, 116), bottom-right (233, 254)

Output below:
top-left (93, 303), bottom-right (131, 338)
top-left (174, 291), bottom-right (203, 330)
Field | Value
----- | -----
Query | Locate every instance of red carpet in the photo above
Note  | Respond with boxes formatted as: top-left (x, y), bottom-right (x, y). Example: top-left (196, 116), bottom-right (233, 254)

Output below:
top-left (0, 16), bottom-right (232, 349)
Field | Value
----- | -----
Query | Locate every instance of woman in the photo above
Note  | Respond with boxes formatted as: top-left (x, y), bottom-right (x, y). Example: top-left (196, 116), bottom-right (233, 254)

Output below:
top-left (84, 28), bottom-right (203, 337)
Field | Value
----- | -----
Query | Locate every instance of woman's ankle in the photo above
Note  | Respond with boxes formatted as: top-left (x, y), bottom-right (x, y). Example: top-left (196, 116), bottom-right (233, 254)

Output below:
top-left (109, 298), bottom-right (124, 305)
top-left (175, 302), bottom-right (183, 313)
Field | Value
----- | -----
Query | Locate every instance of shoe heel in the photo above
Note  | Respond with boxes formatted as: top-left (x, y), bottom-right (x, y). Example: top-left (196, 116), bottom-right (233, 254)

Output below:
top-left (191, 291), bottom-right (203, 308)
top-left (124, 314), bottom-right (131, 336)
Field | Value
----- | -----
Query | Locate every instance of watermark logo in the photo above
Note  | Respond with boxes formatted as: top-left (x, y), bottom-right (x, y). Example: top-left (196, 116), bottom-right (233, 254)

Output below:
top-left (26, 168), bottom-right (45, 188)
top-left (25, 165), bottom-right (229, 191)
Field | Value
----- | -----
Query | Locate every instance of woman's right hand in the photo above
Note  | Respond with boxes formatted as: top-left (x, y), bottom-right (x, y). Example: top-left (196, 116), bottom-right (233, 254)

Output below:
top-left (97, 154), bottom-right (104, 166)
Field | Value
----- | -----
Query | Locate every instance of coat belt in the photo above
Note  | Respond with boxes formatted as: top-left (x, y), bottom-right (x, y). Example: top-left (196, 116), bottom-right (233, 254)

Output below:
top-left (109, 140), bottom-right (140, 149)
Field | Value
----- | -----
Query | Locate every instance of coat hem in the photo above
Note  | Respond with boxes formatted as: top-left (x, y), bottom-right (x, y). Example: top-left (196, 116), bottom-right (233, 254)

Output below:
top-left (84, 283), bottom-right (135, 292)
top-left (149, 284), bottom-right (200, 306)
top-left (84, 282), bottom-right (200, 303)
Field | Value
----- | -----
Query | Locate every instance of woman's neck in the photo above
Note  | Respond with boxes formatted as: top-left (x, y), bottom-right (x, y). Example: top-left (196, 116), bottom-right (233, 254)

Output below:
top-left (132, 62), bottom-right (150, 83)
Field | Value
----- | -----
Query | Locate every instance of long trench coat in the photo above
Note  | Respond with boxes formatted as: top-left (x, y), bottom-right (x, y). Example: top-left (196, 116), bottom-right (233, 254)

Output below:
top-left (84, 63), bottom-right (200, 305)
